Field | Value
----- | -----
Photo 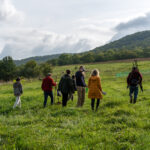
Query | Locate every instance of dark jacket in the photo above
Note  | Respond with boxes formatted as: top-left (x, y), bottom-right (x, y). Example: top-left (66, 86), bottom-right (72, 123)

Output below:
top-left (127, 70), bottom-right (142, 86)
top-left (75, 71), bottom-right (86, 87)
top-left (58, 74), bottom-right (74, 94)
top-left (42, 76), bottom-right (56, 92)
top-left (13, 82), bottom-right (23, 96)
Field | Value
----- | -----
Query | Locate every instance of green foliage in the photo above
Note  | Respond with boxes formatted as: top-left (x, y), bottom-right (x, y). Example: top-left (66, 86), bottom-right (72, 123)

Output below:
top-left (0, 56), bottom-right (16, 81)
top-left (0, 57), bottom-right (54, 81)
top-left (0, 61), bottom-right (150, 149)
top-left (46, 31), bottom-right (150, 66)
top-left (20, 60), bottom-right (40, 78)
top-left (40, 63), bottom-right (53, 76)
top-left (14, 54), bottom-right (60, 66)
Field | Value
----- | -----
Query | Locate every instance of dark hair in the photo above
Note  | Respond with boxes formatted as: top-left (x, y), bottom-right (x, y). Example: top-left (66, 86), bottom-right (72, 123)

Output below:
top-left (132, 67), bottom-right (138, 71)
top-left (66, 70), bottom-right (71, 74)
top-left (16, 77), bottom-right (20, 81)
top-left (91, 69), bottom-right (99, 76)
top-left (79, 66), bottom-right (85, 71)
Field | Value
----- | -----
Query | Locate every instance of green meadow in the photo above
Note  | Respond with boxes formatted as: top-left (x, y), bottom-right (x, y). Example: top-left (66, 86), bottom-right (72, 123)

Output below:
top-left (0, 61), bottom-right (150, 150)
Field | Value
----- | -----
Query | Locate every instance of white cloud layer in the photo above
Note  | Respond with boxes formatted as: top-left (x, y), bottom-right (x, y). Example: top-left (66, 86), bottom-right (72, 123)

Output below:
top-left (0, 27), bottom-right (114, 59)
top-left (0, 0), bottom-right (24, 23)
top-left (0, 0), bottom-right (150, 59)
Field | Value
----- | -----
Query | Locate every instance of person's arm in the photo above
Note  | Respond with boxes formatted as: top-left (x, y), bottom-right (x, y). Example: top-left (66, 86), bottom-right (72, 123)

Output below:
top-left (69, 78), bottom-right (74, 93)
top-left (81, 73), bottom-right (86, 87)
top-left (41, 79), bottom-right (44, 90)
top-left (88, 78), bottom-right (91, 88)
top-left (58, 77), bottom-right (63, 91)
top-left (127, 73), bottom-right (131, 86)
top-left (98, 77), bottom-right (102, 91)
top-left (20, 83), bottom-right (23, 94)
top-left (138, 72), bottom-right (143, 84)
top-left (51, 78), bottom-right (56, 86)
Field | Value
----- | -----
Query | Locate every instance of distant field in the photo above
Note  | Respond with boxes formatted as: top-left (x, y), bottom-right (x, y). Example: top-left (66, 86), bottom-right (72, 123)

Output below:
top-left (0, 61), bottom-right (150, 149)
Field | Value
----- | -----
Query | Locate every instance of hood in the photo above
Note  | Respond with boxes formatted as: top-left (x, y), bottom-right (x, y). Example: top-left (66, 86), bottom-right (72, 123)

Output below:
top-left (13, 82), bottom-right (20, 88)
top-left (90, 76), bottom-right (99, 81)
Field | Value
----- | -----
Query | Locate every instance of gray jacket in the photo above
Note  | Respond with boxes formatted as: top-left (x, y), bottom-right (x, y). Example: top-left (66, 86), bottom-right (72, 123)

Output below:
top-left (13, 82), bottom-right (23, 96)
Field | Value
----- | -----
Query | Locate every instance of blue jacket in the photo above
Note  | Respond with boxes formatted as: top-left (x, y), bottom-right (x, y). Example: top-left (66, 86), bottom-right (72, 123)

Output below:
top-left (75, 71), bottom-right (86, 87)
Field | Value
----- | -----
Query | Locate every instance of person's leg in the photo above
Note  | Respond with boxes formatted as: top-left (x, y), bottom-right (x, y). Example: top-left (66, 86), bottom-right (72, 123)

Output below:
top-left (71, 94), bottom-right (73, 101)
top-left (13, 96), bottom-right (19, 109)
top-left (64, 93), bottom-right (68, 106)
top-left (129, 87), bottom-right (134, 103)
top-left (134, 86), bottom-right (139, 104)
top-left (44, 91), bottom-right (48, 107)
top-left (81, 87), bottom-right (85, 107)
top-left (49, 91), bottom-right (54, 105)
top-left (91, 99), bottom-right (95, 110)
top-left (96, 99), bottom-right (100, 111)
top-left (77, 87), bottom-right (82, 107)
top-left (18, 96), bottom-right (21, 108)
top-left (62, 92), bottom-right (68, 107)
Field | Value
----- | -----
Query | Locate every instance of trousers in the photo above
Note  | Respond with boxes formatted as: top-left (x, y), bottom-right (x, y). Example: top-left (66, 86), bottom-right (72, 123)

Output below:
top-left (129, 86), bottom-right (138, 103)
top-left (76, 86), bottom-right (85, 107)
top-left (91, 99), bottom-right (100, 111)
top-left (62, 92), bottom-right (68, 107)
top-left (44, 91), bottom-right (54, 107)
top-left (13, 96), bottom-right (21, 108)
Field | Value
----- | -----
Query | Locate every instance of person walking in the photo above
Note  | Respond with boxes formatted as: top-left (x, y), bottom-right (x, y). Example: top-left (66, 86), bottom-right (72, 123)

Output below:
top-left (88, 69), bottom-right (103, 111)
top-left (127, 67), bottom-right (143, 104)
top-left (13, 77), bottom-right (23, 109)
top-left (41, 73), bottom-right (56, 107)
top-left (58, 70), bottom-right (74, 107)
top-left (75, 66), bottom-right (86, 107)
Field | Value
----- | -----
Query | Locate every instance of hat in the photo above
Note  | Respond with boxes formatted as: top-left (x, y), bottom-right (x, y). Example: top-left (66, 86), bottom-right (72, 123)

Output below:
top-left (47, 73), bottom-right (51, 76)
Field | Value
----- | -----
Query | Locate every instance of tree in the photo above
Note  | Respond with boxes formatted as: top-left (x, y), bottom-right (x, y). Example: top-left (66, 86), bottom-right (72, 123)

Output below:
top-left (40, 63), bottom-right (53, 76)
top-left (22, 60), bottom-right (40, 78)
top-left (0, 56), bottom-right (16, 81)
top-left (81, 53), bottom-right (94, 63)
top-left (58, 54), bottom-right (71, 65)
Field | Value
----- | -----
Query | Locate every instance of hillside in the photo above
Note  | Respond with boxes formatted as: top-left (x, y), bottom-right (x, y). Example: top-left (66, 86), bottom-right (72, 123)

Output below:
top-left (14, 30), bottom-right (150, 66)
top-left (93, 30), bottom-right (150, 52)
top-left (14, 54), bottom-right (60, 66)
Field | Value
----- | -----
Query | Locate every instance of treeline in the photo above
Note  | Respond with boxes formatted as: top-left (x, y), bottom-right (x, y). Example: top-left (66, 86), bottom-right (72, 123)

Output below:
top-left (47, 48), bottom-right (150, 66)
top-left (0, 56), bottom-right (53, 81)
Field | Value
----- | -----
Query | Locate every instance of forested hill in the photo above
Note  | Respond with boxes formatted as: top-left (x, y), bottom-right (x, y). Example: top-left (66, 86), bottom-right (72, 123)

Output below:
top-left (14, 30), bottom-right (150, 66)
top-left (93, 30), bottom-right (150, 52)
top-left (14, 54), bottom-right (60, 66)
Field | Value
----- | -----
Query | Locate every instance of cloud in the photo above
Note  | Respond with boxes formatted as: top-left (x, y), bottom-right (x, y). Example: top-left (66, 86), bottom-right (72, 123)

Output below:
top-left (0, 28), bottom-right (93, 59)
top-left (0, 18), bottom-right (114, 59)
top-left (111, 12), bottom-right (150, 41)
top-left (0, 0), bottom-right (24, 23)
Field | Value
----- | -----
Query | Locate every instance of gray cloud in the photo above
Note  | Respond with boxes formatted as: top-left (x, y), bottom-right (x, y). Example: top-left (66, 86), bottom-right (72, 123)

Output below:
top-left (111, 13), bottom-right (150, 41)
top-left (0, 28), bottom-right (93, 59)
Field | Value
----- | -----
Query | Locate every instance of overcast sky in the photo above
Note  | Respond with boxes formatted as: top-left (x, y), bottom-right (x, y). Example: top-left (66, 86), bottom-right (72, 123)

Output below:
top-left (0, 0), bottom-right (150, 59)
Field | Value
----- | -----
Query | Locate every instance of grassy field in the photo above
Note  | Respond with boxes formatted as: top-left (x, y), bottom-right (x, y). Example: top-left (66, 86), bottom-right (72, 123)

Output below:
top-left (0, 61), bottom-right (150, 150)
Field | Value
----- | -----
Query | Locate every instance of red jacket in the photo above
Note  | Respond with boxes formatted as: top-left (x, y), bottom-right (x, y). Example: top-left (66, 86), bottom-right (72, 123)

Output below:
top-left (41, 76), bottom-right (56, 92)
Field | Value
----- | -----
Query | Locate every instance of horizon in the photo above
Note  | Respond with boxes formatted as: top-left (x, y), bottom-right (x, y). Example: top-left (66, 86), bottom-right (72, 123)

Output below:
top-left (0, 0), bottom-right (150, 59)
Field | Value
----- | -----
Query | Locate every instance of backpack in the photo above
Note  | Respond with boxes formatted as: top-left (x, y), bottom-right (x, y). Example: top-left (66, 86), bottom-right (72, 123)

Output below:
top-left (129, 72), bottom-right (139, 86)
top-left (130, 78), bottom-right (139, 86)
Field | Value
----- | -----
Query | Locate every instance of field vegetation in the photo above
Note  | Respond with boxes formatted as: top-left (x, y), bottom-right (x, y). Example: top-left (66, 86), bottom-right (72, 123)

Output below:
top-left (0, 61), bottom-right (150, 149)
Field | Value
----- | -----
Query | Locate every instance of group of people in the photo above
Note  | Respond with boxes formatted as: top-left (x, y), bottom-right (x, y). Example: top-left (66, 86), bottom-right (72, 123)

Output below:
top-left (12, 65), bottom-right (143, 111)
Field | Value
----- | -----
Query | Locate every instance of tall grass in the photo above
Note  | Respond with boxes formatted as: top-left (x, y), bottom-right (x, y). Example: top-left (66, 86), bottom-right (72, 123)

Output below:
top-left (0, 61), bottom-right (150, 149)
